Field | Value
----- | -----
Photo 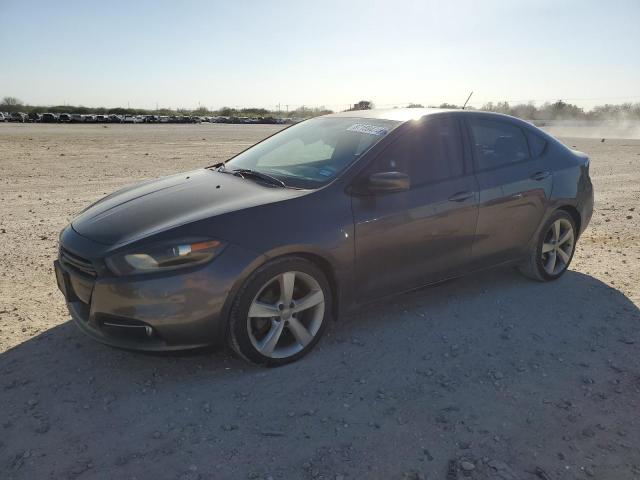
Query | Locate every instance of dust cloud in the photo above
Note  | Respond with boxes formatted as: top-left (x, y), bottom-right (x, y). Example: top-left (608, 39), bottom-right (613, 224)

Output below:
top-left (537, 120), bottom-right (640, 139)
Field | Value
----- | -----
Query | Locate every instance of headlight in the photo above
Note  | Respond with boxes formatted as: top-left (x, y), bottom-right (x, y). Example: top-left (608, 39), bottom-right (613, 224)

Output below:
top-left (106, 240), bottom-right (225, 276)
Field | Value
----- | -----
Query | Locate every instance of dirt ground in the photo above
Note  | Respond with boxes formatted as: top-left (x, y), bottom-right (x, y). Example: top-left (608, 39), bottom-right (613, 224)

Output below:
top-left (0, 123), bottom-right (639, 480)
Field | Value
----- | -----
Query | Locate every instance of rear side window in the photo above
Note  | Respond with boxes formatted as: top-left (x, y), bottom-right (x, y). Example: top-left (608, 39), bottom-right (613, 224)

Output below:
top-left (469, 118), bottom-right (530, 170)
top-left (525, 130), bottom-right (547, 157)
top-left (369, 117), bottom-right (464, 186)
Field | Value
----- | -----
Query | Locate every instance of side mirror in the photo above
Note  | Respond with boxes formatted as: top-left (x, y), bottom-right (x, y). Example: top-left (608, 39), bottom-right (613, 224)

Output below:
top-left (368, 171), bottom-right (410, 193)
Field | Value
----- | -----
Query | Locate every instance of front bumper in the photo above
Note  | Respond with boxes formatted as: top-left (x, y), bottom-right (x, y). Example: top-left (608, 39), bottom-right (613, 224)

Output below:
top-left (56, 227), bottom-right (260, 351)
top-left (66, 299), bottom-right (203, 351)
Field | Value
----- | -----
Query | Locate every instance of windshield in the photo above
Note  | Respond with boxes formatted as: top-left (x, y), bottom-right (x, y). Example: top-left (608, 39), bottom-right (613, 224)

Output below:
top-left (224, 117), bottom-right (399, 188)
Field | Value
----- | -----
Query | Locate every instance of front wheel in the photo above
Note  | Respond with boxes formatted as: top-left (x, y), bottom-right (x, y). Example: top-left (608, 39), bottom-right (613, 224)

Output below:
top-left (227, 257), bottom-right (332, 366)
top-left (518, 210), bottom-right (577, 281)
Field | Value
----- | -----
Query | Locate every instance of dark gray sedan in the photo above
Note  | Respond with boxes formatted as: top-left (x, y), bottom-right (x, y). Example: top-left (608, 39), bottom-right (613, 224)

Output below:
top-left (55, 108), bottom-right (593, 365)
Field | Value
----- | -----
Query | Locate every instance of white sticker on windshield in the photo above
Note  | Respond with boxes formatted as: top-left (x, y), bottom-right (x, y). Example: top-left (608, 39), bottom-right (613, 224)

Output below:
top-left (346, 123), bottom-right (388, 136)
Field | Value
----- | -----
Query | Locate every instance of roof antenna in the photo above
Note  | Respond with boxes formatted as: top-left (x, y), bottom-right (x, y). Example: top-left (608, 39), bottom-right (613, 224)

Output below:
top-left (462, 91), bottom-right (473, 110)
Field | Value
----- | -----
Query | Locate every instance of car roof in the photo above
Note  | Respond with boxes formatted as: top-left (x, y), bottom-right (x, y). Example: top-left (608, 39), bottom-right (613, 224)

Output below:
top-left (323, 107), bottom-right (528, 125)
top-left (324, 108), bottom-right (454, 122)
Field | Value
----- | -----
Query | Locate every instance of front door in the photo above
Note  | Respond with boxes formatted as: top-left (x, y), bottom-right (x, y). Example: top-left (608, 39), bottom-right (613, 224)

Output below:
top-left (351, 116), bottom-right (479, 302)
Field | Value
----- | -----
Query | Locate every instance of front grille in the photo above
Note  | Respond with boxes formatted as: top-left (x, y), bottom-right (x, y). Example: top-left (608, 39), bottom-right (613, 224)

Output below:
top-left (60, 247), bottom-right (97, 277)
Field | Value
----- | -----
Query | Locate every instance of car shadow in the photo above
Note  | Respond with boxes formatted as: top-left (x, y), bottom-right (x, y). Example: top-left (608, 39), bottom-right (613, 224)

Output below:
top-left (2, 268), bottom-right (639, 479)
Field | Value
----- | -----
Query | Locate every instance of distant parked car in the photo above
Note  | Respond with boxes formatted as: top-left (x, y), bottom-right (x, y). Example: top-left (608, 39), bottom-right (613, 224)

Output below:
top-left (58, 114), bottom-right (71, 123)
top-left (9, 112), bottom-right (28, 122)
top-left (0, 113), bottom-right (5, 122)
top-left (159, 116), bottom-right (170, 123)
top-left (28, 113), bottom-right (42, 122)
top-left (41, 113), bottom-right (59, 123)
top-left (95, 115), bottom-right (109, 123)
top-left (108, 114), bottom-right (123, 123)
top-left (84, 115), bottom-right (96, 123)
top-left (70, 114), bottom-right (84, 123)
top-left (123, 115), bottom-right (142, 124)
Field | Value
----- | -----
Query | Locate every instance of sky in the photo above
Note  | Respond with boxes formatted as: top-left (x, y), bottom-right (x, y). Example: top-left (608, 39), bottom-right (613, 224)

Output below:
top-left (0, 0), bottom-right (639, 111)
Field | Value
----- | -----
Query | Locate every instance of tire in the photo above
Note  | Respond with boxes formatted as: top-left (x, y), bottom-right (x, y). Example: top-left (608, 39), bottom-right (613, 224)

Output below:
top-left (518, 210), bottom-right (577, 282)
top-left (227, 256), bottom-right (332, 366)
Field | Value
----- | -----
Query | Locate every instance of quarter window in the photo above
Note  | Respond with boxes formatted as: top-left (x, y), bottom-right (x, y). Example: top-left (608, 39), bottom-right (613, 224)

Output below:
top-left (469, 119), bottom-right (530, 170)
top-left (369, 117), bottom-right (464, 186)
top-left (525, 130), bottom-right (547, 157)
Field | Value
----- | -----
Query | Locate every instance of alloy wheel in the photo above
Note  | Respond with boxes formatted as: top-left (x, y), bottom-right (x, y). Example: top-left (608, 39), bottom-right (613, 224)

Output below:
top-left (247, 271), bottom-right (325, 359)
top-left (541, 218), bottom-right (575, 275)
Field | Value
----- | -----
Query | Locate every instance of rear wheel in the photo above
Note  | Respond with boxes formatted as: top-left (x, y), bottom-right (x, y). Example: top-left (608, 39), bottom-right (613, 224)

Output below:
top-left (519, 210), bottom-right (577, 281)
top-left (228, 257), bottom-right (331, 366)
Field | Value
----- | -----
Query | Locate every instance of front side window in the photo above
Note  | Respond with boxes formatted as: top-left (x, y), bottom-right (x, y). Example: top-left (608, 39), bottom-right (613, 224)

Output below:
top-left (225, 117), bottom-right (399, 188)
top-left (366, 116), bottom-right (465, 186)
top-left (469, 118), bottom-right (530, 170)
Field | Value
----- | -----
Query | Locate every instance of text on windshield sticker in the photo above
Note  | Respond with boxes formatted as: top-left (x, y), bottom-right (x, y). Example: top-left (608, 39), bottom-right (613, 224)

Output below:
top-left (346, 124), bottom-right (388, 136)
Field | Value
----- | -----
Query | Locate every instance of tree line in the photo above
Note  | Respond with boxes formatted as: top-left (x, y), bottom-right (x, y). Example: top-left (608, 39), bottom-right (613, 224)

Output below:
top-left (2, 96), bottom-right (639, 122)
top-left (0, 97), bottom-right (333, 119)
top-left (412, 100), bottom-right (640, 122)
top-left (360, 99), bottom-right (640, 122)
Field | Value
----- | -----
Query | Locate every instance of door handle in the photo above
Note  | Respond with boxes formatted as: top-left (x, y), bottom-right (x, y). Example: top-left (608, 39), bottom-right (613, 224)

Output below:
top-left (530, 171), bottom-right (551, 181)
top-left (448, 191), bottom-right (474, 202)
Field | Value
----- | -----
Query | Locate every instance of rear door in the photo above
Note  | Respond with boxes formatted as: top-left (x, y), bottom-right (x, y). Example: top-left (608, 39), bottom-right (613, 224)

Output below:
top-left (351, 115), bottom-right (479, 301)
top-left (466, 116), bottom-right (552, 267)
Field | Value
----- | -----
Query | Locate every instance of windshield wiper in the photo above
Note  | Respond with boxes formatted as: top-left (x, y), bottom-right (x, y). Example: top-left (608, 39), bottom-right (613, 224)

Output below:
top-left (228, 168), bottom-right (286, 188)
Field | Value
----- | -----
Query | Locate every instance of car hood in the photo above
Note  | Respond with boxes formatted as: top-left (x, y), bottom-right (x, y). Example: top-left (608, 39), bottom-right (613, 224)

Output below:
top-left (72, 168), bottom-right (303, 246)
